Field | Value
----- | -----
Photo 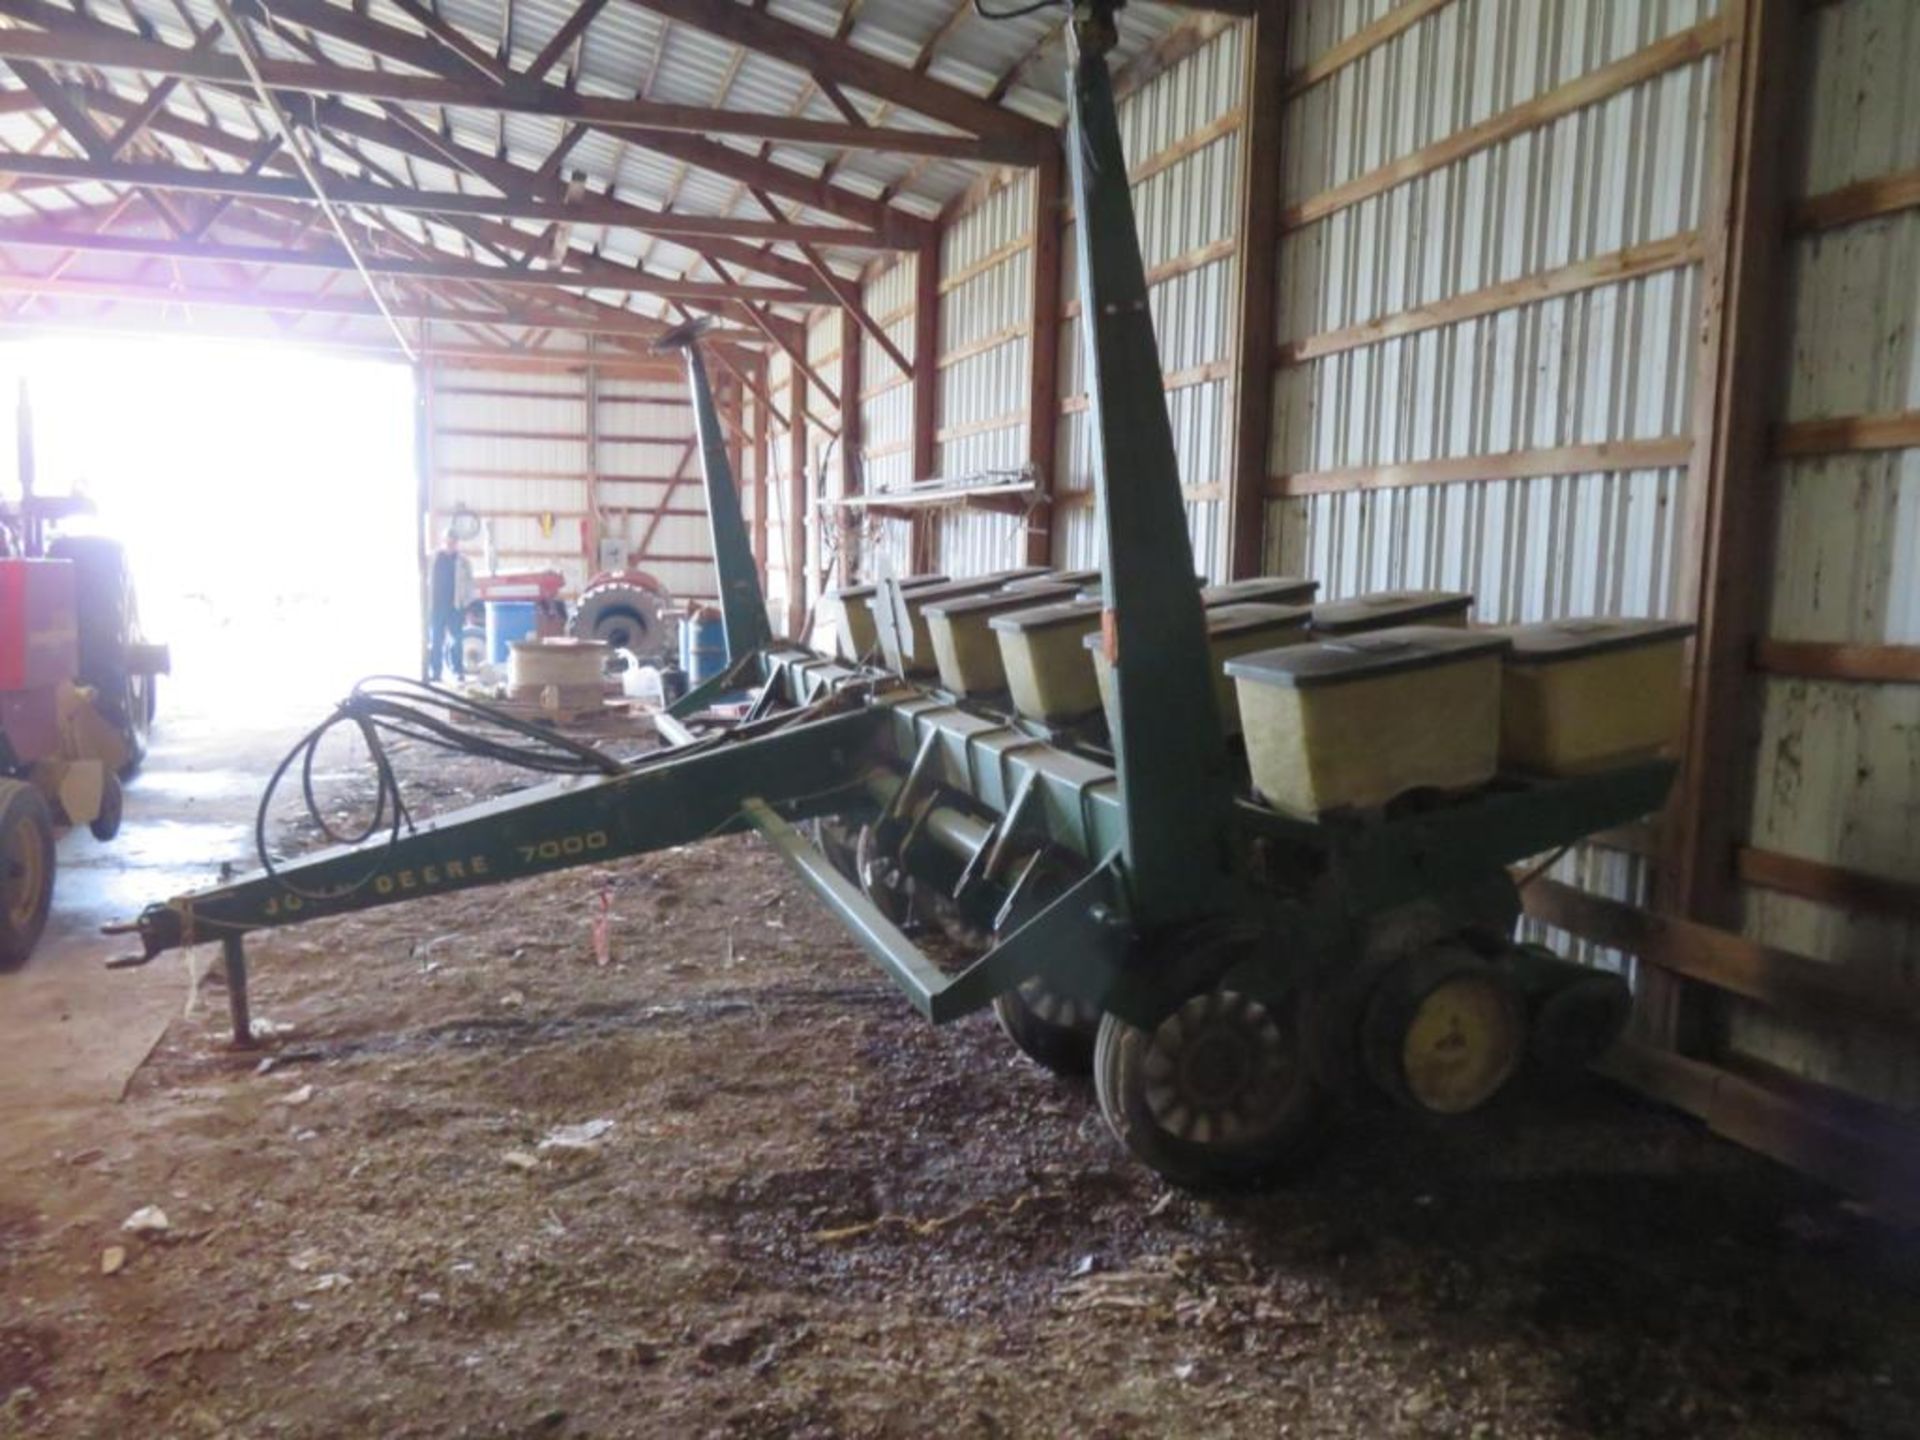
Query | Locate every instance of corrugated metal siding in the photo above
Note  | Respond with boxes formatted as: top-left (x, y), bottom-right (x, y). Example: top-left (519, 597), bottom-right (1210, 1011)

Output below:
top-left (1728, 0), bottom-right (1920, 1107)
top-left (1266, 0), bottom-right (1721, 971)
top-left (426, 361), bottom-right (714, 602)
top-left (859, 257), bottom-right (918, 578)
top-left (933, 172), bottom-right (1034, 577)
top-left (1057, 25), bottom-right (1246, 579)
top-left (594, 374), bottom-right (714, 603)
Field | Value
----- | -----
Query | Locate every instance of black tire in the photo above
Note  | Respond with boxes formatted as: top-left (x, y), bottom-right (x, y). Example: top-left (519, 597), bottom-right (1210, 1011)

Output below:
top-left (46, 536), bottom-right (151, 774)
top-left (1094, 987), bottom-right (1332, 1190)
top-left (993, 979), bottom-right (1099, 1076)
top-left (0, 781), bottom-right (56, 969)
top-left (88, 771), bottom-right (124, 843)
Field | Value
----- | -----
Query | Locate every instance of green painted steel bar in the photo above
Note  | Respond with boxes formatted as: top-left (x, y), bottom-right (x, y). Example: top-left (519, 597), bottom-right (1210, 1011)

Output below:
top-left (661, 326), bottom-right (772, 663)
top-left (742, 795), bottom-right (952, 1018)
top-left (1064, 14), bottom-right (1237, 926)
top-left (118, 707), bottom-right (891, 957)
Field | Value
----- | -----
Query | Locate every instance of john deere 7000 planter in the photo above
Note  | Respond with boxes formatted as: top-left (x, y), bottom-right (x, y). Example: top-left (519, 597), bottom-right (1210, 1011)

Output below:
top-left (108, 0), bottom-right (1677, 1188)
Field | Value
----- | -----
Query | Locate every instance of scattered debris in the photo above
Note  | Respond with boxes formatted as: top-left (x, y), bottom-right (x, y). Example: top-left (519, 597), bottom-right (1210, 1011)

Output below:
top-left (536, 1119), bottom-right (614, 1153)
top-left (99, 1247), bottom-right (126, 1276)
top-left (501, 1150), bottom-right (540, 1172)
top-left (120, 1206), bottom-right (170, 1236)
top-left (276, 1084), bottom-right (316, 1107)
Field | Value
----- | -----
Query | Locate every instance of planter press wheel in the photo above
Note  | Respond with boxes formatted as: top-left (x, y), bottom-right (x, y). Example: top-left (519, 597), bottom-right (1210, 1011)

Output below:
top-left (1094, 977), bottom-right (1331, 1190)
top-left (0, 781), bottom-right (56, 970)
top-left (990, 855), bottom-right (1099, 1076)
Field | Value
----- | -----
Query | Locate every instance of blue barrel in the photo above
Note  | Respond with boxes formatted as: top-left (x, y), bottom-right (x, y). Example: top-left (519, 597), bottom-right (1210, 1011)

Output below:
top-left (679, 606), bottom-right (728, 686)
top-left (484, 600), bottom-right (539, 665)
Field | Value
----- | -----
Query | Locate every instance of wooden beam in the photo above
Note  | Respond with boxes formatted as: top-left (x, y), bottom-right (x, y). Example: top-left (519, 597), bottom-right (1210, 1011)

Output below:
top-left (0, 24), bottom-right (1024, 162)
top-left (1666, 0), bottom-right (1806, 950)
top-left (1774, 410), bottom-right (1920, 457)
top-left (1737, 847), bottom-right (1920, 923)
top-left (1226, 0), bottom-right (1285, 579)
top-left (1280, 16), bottom-right (1732, 232)
top-left (910, 233), bottom-right (939, 570)
top-left (1277, 232), bottom-right (1707, 366)
top-left (751, 353), bottom-right (770, 579)
top-left (525, 0), bottom-right (609, 83)
top-left (1023, 148), bottom-right (1062, 568)
top-left (0, 270), bottom-right (677, 338)
top-left (0, 224), bottom-right (813, 303)
top-left (1279, 0), bottom-right (1453, 101)
top-left (631, 0), bottom-right (1048, 149)
top-left (1752, 640), bottom-right (1920, 685)
top-left (838, 306), bottom-right (862, 586)
top-left (209, 0), bottom-right (415, 360)
top-left (1790, 166), bottom-right (1920, 232)
top-left (786, 369), bottom-right (809, 639)
top-left (0, 152), bottom-right (905, 251)
top-left (1595, 1040), bottom-right (1920, 1223)
top-left (1267, 437), bottom-right (1693, 497)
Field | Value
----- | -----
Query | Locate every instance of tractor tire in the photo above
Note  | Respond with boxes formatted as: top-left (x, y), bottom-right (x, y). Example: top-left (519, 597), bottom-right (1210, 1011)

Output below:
top-left (88, 771), bottom-right (124, 843)
top-left (46, 536), bottom-right (153, 774)
top-left (0, 780), bottom-right (56, 969)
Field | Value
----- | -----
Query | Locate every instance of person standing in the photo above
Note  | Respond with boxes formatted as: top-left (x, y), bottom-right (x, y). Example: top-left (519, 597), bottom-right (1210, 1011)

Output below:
top-left (426, 531), bottom-right (474, 682)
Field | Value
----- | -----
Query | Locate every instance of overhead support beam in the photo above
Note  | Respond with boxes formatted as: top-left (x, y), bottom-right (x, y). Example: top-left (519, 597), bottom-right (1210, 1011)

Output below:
top-left (8, 59), bottom-right (111, 158)
top-left (0, 224), bottom-right (818, 303)
top-left (631, 0), bottom-right (1050, 148)
top-left (0, 269), bottom-right (680, 340)
top-left (207, 0), bottom-right (415, 360)
top-left (0, 152), bottom-right (907, 250)
top-left (0, 0), bottom-right (935, 251)
top-left (0, 24), bottom-right (1034, 162)
top-left (525, 0), bottom-right (609, 82)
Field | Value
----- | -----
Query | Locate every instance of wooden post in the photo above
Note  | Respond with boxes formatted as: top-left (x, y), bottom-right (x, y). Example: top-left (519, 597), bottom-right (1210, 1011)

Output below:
top-left (785, 370), bottom-right (809, 639)
top-left (1024, 143), bottom-right (1063, 568)
top-left (750, 354), bottom-right (769, 583)
top-left (1655, 0), bottom-right (1803, 1045)
top-left (910, 234), bottom-right (941, 572)
top-left (583, 357), bottom-right (602, 573)
top-left (1225, 0), bottom-right (1285, 580)
top-left (414, 352), bottom-right (436, 680)
top-left (838, 306), bottom-right (863, 585)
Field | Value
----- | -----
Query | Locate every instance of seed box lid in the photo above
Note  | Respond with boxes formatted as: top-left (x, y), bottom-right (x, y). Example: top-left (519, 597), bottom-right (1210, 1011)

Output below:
top-left (1225, 626), bottom-right (1512, 690)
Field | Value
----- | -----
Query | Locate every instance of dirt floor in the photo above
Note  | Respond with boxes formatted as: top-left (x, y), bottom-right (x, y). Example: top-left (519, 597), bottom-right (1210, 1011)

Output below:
top-left (2, 707), bottom-right (1919, 1439)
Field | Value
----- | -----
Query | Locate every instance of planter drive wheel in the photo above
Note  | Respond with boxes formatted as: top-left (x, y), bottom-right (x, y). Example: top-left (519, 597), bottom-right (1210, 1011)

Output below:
top-left (0, 781), bottom-right (57, 969)
top-left (1094, 984), bottom-right (1331, 1189)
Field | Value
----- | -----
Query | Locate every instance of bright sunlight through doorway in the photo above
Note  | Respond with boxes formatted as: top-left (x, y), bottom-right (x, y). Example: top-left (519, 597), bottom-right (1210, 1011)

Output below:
top-left (0, 335), bottom-right (420, 720)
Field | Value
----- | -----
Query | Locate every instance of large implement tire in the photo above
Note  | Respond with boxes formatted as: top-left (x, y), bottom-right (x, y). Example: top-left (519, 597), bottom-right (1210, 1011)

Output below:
top-left (0, 781), bottom-right (56, 969)
top-left (1094, 987), bottom-right (1331, 1189)
top-left (46, 535), bottom-right (152, 774)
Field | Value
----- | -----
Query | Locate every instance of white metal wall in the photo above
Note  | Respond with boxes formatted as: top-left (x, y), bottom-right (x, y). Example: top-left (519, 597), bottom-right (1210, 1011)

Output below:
top-left (1267, 0), bottom-right (1717, 621)
top-left (1058, 24), bottom-right (1246, 580)
top-left (1260, 0), bottom-right (1724, 968)
top-left (425, 359), bottom-right (721, 603)
top-left (1730, 0), bottom-right (1920, 1107)
top-left (858, 256), bottom-right (918, 578)
top-left (427, 367), bottom-right (596, 593)
top-left (933, 173), bottom-right (1033, 576)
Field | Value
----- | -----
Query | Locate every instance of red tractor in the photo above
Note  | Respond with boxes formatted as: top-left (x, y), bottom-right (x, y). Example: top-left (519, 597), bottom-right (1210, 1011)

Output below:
top-left (0, 521), bottom-right (167, 967)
